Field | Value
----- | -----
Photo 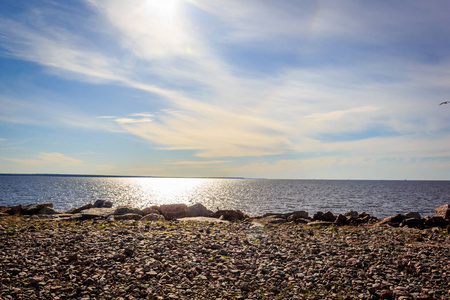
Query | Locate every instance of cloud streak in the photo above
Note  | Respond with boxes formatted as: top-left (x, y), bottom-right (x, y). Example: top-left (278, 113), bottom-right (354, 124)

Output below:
top-left (2, 152), bottom-right (83, 167)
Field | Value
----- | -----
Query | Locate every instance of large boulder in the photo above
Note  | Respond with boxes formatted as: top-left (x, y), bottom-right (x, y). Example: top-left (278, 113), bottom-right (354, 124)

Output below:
top-left (6, 205), bottom-right (23, 215)
top-left (423, 216), bottom-right (449, 228)
top-left (77, 207), bottom-right (115, 220)
top-left (65, 203), bottom-right (94, 214)
top-left (343, 209), bottom-right (358, 218)
top-left (334, 214), bottom-right (349, 226)
top-left (141, 213), bottom-right (166, 222)
top-left (112, 206), bottom-right (144, 216)
top-left (213, 210), bottom-right (248, 221)
top-left (158, 204), bottom-right (190, 220)
top-left (377, 214), bottom-right (405, 227)
top-left (22, 203), bottom-right (54, 215)
top-left (435, 204), bottom-right (450, 220)
top-left (405, 212), bottom-right (422, 219)
top-left (38, 207), bottom-right (62, 215)
top-left (313, 211), bottom-right (336, 222)
top-left (113, 213), bottom-right (143, 221)
top-left (142, 207), bottom-right (160, 216)
top-left (287, 210), bottom-right (309, 222)
top-left (93, 200), bottom-right (113, 208)
top-left (400, 218), bottom-right (424, 228)
top-left (188, 203), bottom-right (213, 217)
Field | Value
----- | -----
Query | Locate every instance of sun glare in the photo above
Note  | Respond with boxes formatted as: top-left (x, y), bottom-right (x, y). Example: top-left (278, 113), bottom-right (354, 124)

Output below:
top-left (144, 0), bottom-right (180, 20)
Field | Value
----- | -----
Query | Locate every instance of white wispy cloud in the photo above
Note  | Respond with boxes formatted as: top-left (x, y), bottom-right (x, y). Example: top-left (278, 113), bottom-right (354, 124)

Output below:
top-left (2, 152), bottom-right (83, 167)
top-left (165, 160), bottom-right (230, 166)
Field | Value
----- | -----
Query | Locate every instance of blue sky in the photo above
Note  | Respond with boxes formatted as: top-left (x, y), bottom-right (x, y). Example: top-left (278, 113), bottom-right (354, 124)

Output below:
top-left (0, 0), bottom-right (449, 179)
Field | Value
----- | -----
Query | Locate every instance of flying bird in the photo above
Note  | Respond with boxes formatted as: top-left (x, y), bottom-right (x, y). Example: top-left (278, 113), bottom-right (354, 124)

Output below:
top-left (439, 101), bottom-right (449, 105)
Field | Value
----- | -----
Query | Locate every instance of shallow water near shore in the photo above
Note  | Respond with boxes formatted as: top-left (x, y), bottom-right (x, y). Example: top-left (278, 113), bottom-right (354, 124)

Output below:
top-left (0, 175), bottom-right (449, 218)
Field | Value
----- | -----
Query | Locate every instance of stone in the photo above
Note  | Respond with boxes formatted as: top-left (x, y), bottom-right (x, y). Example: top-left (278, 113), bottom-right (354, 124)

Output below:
top-left (313, 211), bottom-right (335, 222)
top-left (38, 207), bottom-right (62, 215)
top-left (113, 206), bottom-right (144, 216)
top-left (141, 207), bottom-right (160, 216)
top-left (178, 217), bottom-right (228, 223)
top-left (378, 214), bottom-right (405, 226)
top-left (124, 247), bottom-right (134, 257)
top-left (113, 213), bottom-right (143, 221)
top-left (322, 211), bottom-right (336, 222)
top-left (435, 204), bottom-right (450, 220)
top-left (423, 216), bottom-right (449, 228)
top-left (67, 254), bottom-right (78, 262)
top-left (212, 210), bottom-right (248, 221)
top-left (259, 216), bottom-right (286, 224)
top-left (79, 208), bottom-right (115, 220)
top-left (7, 205), bottom-right (23, 215)
top-left (334, 214), bottom-right (349, 226)
top-left (93, 200), bottom-right (113, 208)
top-left (65, 203), bottom-right (93, 214)
top-left (401, 218), bottom-right (424, 228)
top-left (287, 211), bottom-right (309, 222)
top-left (140, 213), bottom-right (165, 222)
top-left (307, 221), bottom-right (334, 226)
top-left (343, 209), bottom-right (358, 218)
top-left (22, 203), bottom-right (53, 215)
top-left (218, 249), bottom-right (228, 256)
top-left (405, 212), bottom-right (422, 219)
top-left (29, 276), bottom-right (44, 285)
top-left (158, 204), bottom-right (190, 220)
top-left (188, 203), bottom-right (213, 217)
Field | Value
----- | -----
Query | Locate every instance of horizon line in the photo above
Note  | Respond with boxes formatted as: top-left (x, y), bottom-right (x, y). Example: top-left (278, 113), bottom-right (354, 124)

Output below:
top-left (0, 173), bottom-right (449, 181)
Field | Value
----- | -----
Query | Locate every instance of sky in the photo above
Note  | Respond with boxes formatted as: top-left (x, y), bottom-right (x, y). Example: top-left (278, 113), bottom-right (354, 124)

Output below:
top-left (0, 0), bottom-right (449, 180)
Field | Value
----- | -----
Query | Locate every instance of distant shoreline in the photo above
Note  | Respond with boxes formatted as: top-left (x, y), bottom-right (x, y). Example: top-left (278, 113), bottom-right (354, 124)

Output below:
top-left (0, 173), bottom-right (247, 179)
top-left (0, 173), bottom-right (449, 181)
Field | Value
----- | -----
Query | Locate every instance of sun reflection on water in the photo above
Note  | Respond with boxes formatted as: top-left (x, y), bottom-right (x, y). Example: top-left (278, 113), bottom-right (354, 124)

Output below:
top-left (129, 177), bottom-right (211, 208)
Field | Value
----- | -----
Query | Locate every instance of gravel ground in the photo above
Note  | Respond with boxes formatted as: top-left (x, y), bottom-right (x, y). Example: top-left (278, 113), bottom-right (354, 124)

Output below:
top-left (1, 216), bottom-right (449, 300)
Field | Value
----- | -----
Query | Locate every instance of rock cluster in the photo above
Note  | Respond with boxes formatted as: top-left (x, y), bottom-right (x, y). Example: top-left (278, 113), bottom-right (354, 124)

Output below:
top-left (1, 215), bottom-right (449, 299)
top-left (1, 203), bottom-right (450, 231)
top-left (0, 202), bottom-right (215, 223)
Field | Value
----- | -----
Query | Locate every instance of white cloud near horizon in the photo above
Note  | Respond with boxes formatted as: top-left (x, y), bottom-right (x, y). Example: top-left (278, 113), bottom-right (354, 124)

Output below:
top-left (2, 152), bottom-right (83, 167)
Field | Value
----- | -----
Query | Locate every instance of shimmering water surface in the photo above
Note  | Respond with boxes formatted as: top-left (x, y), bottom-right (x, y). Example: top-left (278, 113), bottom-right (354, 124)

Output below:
top-left (0, 176), bottom-right (449, 219)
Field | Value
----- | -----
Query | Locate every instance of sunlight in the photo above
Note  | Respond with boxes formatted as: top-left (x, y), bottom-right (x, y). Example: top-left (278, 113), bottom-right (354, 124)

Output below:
top-left (133, 177), bottom-right (208, 206)
top-left (143, 0), bottom-right (180, 22)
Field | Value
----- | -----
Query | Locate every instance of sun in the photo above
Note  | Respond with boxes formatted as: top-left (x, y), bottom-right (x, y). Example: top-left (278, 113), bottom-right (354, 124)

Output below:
top-left (143, 0), bottom-right (181, 20)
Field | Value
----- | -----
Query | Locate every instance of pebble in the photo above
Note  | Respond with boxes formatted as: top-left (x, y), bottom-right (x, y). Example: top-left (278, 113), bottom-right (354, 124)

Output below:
top-left (0, 216), bottom-right (449, 299)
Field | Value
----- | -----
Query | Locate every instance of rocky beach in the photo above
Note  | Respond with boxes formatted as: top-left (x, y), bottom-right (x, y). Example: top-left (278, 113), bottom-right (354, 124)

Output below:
top-left (1, 202), bottom-right (450, 299)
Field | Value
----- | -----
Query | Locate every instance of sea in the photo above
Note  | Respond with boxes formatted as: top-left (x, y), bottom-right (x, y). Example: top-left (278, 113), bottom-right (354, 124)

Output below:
top-left (0, 175), bottom-right (449, 219)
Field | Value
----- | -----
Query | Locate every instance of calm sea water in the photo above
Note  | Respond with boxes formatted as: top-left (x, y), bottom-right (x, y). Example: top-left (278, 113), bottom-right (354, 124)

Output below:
top-left (0, 176), bottom-right (449, 219)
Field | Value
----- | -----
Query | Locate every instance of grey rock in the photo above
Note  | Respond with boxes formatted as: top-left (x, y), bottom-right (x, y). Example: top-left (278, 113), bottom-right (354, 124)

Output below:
top-left (307, 221), bottom-right (334, 226)
top-left (287, 210), bottom-right (309, 222)
top-left (38, 207), bottom-right (62, 215)
top-left (188, 203), bottom-right (213, 217)
top-left (65, 203), bottom-right (93, 214)
top-left (79, 207), bottom-right (115, 219)
top-left (401, 218), bottom-right (424, 228)
top-left (313, 211), bottom-right (336, 222)
top-left (158, 204), bottom-right (190, 220)
top-left (141, 207), bottom-right (160, 216)
top-left (344, 209), bottom-right (359, 218)
top-left (213, 209), bottom-right (248, 221)
top-left (378, 214), bottom-right (405, 226)
top-left (22, 203), bottom-right (53, 215)
top-left (113, 206), bottom-right (144, 216)
top-left (93, 200), bottom-right (113, 208)
top-left (405, 212), bottom-right (422, 219)
top-left (113, 213), bottom-right (143, 221)
top-left (140, 213), bottom-right (165, 222)
top-left (435, 204), bottom-right (450, 220)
